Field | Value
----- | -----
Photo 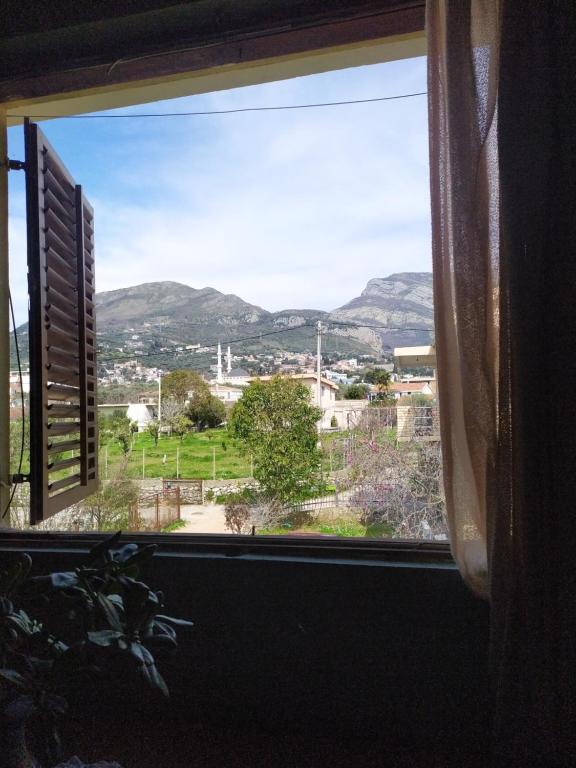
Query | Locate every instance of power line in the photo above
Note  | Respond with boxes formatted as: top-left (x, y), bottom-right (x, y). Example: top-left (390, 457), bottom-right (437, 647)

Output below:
top-left (96, 317), bottom-right (434, 366)
top-left (328, 319), bottom-right (434, 333)
top-left (97, 322), bottom-right (317, 364)
top-left (26, 91), bottom-right (427, 120)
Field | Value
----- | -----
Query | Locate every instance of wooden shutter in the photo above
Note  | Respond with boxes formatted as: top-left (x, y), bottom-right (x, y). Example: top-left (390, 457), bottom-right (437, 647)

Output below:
top-left (25, 120), bottom-right (98, 524)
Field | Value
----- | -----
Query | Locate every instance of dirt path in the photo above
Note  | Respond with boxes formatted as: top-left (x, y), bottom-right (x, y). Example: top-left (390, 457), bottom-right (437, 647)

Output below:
top-left (177, 503), bottom-right (228, 533)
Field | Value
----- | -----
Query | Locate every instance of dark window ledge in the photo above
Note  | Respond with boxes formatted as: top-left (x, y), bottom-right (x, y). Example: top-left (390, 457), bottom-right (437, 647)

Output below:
top-left (0, 530), bottom-right (453, 567)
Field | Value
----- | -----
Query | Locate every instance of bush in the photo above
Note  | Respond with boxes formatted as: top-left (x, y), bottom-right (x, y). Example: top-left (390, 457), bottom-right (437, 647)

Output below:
top-left (224, 499), bottom-right (252, 534)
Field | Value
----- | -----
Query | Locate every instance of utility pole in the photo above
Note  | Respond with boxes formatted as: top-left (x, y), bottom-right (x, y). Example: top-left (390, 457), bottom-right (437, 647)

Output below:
top-left (158, 376), bottom-right (162, 427)
top-left (316, 321), bottom-right (322, 408)
top-left (212, 446), bottom-right (216, 481)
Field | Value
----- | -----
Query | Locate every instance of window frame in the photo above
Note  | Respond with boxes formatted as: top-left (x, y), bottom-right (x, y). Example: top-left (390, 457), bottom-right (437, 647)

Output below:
top-left (0, 0), bottom-right (446, 561)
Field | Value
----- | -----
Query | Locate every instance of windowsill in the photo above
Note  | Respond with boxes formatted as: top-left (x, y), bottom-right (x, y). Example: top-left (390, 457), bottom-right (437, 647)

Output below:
top-left (0, 529), bottom-right (453, 566)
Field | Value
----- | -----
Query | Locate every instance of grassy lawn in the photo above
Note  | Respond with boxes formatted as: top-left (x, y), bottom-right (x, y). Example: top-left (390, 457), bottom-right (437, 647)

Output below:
top-left (100, 428), bottom-right (252, 480)
top-left (260, 517), bottom-right (395, 538)
top-left (98, 428), bottom-right (355, 482)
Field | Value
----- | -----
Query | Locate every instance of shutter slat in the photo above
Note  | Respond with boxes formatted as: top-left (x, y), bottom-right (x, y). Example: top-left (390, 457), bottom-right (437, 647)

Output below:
top-left (46, 403), bottom-right (81, 418)
top-left (48, 456), bottom-right (81, 472)
top-left (44, 186), bottom-right (74, 225)
top-left (46, 382), bottom-right (80, 401)
top-left (48, 475), bottom-right (82, 494)
top-left (45, 227), bottom-right (76, 262)
top-left (47, 422), bottom-right (81, 436)
top-left (46, 363), bottom-right (80, 386)
top-left (45, 347), bottom-right (79, 371)
top-left (44, 208), bottom-right (76, 252)
top-left (47, 439), bottom-right (81, 454)
top-left (47, 325), bottom-right (79, 354)
top-left (46, 245), bottom-right (77, 282)
top-left (43, 158), bottom-right (75, 198)
top-left (45, 285), bottom-right (78, 316)
top-left (43, 168), bottom-right (75, 209)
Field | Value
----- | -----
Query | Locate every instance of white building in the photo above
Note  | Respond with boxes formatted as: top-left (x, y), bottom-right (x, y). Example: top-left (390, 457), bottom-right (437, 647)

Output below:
top-left (97, 402), bottom-right (156, 432)
top-left (210, 383), bottom-right (245, 404)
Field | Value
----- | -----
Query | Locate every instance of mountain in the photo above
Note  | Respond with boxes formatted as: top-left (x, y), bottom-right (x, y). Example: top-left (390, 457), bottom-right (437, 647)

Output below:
top-left (12, 274), bottom-right (434, 371)
top-left (96, 282), bottom-right (267, 328)
top-left (329, 272), bottom-right (434, 350)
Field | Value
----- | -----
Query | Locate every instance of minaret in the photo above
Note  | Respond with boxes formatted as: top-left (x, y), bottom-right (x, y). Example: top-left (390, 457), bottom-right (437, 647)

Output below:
top-left (217, 342), bottom-right (223, 383)
top-left (227, 345), bottom-right (232, 374)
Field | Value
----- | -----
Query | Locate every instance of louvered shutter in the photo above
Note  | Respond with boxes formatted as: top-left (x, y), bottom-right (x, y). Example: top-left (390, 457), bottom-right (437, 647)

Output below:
top-left (25, 120), bottom-right (98, 524)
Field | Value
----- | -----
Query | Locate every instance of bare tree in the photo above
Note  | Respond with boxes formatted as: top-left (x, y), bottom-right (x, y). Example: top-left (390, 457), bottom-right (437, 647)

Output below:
top-left (341, 409), bottom-right (447, 540)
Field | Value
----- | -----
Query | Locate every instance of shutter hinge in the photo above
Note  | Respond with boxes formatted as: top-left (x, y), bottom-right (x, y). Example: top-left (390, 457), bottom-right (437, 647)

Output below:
top-left (11, 473), bottom-right (30, 484)
top-left (7, 158), bottom-right (26, 171)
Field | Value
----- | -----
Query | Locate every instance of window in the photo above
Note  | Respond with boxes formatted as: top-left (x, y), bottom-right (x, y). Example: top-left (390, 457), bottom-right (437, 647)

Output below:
top-left (3, 10), bottom-right (443, 547)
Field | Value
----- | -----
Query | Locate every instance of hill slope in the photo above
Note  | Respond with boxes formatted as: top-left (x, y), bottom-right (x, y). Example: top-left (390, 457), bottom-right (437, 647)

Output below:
top-left (12, 274), bottom-right (435, 370)
top-left (329, 272), bottom-right (434, 349)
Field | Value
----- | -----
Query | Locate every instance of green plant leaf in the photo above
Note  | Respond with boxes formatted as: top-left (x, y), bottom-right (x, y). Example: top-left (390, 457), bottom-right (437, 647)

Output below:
top-left (0, 668), bottom-right (27, 688)
top-left (130, 642), bottom-right (169, 697)
top-left (49, 572), bottom-right (80, 589)
top-left (87, 531), bottom-right (123, 564)
top-left (96, 593), bottom-right (123, 632)
top-left (87, 629), bottom-right (125, 647)
top-left (120, 544), bottom-right (158, 569)
top-left (156, 614), bottom-right (194, 627)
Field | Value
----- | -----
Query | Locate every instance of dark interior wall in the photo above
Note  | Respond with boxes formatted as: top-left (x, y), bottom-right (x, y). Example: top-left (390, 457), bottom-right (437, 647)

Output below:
top-left (9, 548), bottom-right (489, 748)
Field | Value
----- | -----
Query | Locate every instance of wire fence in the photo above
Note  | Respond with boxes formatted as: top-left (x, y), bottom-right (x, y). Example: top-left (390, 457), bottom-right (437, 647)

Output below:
top-left (128, 487), bottom-right (182, 531)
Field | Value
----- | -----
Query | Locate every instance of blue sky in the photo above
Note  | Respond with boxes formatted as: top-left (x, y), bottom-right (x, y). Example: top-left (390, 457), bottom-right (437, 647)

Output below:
top-left (8, 56), bottom-right (429, 325)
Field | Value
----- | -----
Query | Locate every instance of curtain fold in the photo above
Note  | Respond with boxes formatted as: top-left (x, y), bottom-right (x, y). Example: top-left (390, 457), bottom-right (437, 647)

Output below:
top-left (427, 0), bottom-right (501, 596)
top-left (428, 1), bottom-right (576, 764)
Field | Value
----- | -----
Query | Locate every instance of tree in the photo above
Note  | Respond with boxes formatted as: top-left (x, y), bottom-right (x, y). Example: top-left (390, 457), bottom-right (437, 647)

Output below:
top-left (9, 418), bottom-right (29, 473)
top-left (160, 395), bottom-right (185, 436)
top-left (161, 370), bottom-right (209, 404)
top-left (99, 414), bottom-right (134, 455)
top-left (79, 464), bottom-right (139, 531)
top-left (228, 376), bottom-right (322, 503)
top-left (171, 414), bottom-right (192, 442)
top-left (364, 369), bottom-right (393, 405)
top-left (364, 368), bottom-right (391, 387)
top-left (186, 393), bottom-right (226, 431)
top-left (147, 420), bottom-right (160, 446)
top-left (343, 383), bottom-right (369, 400)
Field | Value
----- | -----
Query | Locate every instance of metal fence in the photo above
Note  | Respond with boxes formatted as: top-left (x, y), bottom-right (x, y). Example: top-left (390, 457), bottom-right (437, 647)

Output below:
top-left (128, 487), bottom-right (181, 531)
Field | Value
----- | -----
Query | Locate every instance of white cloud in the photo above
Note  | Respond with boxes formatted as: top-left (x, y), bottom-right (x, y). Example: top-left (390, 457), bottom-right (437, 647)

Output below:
top-left (8, 57), bottom-right (431, 324)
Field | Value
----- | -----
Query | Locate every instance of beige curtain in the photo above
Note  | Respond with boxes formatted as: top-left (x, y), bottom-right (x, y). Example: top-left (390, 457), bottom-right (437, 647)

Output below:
top-left (427, 0), bottom-right (502, 596)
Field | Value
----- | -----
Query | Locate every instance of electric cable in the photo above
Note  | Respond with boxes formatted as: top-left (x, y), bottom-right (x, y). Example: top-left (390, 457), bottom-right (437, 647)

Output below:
top-left (25, 91), bottom-right (427, 121)
top-left (2, 291), bottom-right (26, 520)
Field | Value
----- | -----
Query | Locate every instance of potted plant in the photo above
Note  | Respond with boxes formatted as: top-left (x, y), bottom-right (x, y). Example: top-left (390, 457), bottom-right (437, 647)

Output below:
top-left (0, 532), bottom-right (192, 767)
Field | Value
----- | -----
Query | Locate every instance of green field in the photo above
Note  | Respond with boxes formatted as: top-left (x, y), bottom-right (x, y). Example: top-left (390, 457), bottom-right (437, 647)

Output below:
top-left (100, 429), bottom-right (253, 480)
top-left (99, 428), bottom-right (348, 481)
top-left (9, 420), bottom-right (348, 483)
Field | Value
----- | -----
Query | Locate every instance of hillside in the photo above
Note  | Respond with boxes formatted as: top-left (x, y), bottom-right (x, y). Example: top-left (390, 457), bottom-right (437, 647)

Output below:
top-left (329, 272), bottom-right (434, 349)
top-left (12, 274), bottom-right (435, 371)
